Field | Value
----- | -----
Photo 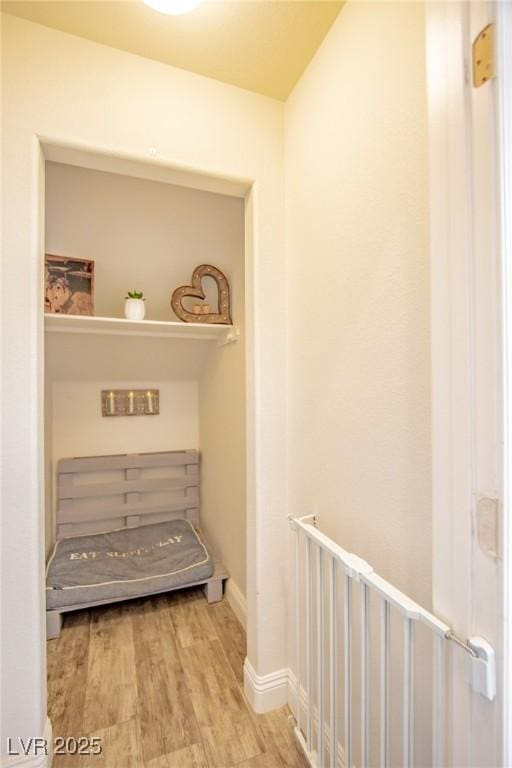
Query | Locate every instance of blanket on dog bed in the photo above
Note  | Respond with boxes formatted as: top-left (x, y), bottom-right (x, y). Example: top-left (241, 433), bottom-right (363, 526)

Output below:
top-left (46, 519), bottom-right (213, 610)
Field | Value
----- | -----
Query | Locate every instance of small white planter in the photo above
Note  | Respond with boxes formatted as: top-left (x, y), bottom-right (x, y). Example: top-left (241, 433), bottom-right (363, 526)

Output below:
top-left (124, 298), bottom-right (146, 321)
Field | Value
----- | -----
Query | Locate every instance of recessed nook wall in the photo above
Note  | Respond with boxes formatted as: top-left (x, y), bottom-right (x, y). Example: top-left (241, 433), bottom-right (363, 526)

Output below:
top-left (44, 161), bottom-right (247, 609)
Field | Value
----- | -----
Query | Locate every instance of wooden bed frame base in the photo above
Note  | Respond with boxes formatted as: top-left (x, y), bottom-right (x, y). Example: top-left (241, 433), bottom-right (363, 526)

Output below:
top-left (47, 556), bottom-right (228, 640)
top-left (47, 450), bottom-right (229, 640)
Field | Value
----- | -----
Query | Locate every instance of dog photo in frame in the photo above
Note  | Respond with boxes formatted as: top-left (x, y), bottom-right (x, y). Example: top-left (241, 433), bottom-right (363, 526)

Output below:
top-left (45, 254), bottom-right (95, 315)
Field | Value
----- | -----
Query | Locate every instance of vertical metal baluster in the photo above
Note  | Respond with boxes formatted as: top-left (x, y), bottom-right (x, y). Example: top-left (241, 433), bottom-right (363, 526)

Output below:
top-left (295, 526), bottom-right (301, 733)
top-left (344, 574), bottom-right (352, 768)
top-left (433, 634), bottom-right (444, 768)
top-left (317, 547), bottom-right (324, 765)
top-left (306, 537), bottom-right (313, 751)
top-left (403, 618), bottom-right (414, 768)
top-left (361, 583), bottom-right (370, 768)
top-left (330, 557), bottom-right (338, 768)
top-left (380, 599), bottom-right (390, 768)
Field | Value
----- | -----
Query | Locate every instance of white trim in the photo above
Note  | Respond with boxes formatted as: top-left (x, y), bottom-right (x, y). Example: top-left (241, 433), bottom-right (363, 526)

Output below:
top-left (243, 659), bottom-right (289, 714)
top-left (498, 1), bottom-right (512, 764)
top-left (1, 718), bottom-right (52, 768)
top-left (426, 11), bottom-right (475, 759)
top-left (427, 2), bottom-right (503, 764)
top-left (426, 0), bottom-right (474, 634)
top-left (44, 313), bottom-right (237, 343)
top-left (224, 578), bottom-right (247, 630)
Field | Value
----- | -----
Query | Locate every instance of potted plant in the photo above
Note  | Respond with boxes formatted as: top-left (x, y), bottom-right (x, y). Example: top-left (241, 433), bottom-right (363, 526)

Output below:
top-left (124, 290), bottom-right (146, 321)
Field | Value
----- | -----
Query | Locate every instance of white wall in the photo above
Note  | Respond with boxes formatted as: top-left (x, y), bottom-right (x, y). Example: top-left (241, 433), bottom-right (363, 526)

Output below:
top-left (285, 0), bottom-right (431, 762)
top-left (52, 381), bottom-right (198, 458)
top-left (199, 259), bottom-right (246, 601)
top-left (1, 13), bottom-right (286, 753)
top-left (45, 161), bottom-right (245, 321)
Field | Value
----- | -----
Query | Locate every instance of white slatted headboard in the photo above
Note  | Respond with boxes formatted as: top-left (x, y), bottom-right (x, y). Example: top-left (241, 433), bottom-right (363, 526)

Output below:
top-left (56, 450), bottom-right (199, 538)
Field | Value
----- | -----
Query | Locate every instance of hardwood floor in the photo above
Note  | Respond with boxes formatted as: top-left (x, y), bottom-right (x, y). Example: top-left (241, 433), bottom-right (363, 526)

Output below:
top-left (47, 587), bottom-right (308, 767)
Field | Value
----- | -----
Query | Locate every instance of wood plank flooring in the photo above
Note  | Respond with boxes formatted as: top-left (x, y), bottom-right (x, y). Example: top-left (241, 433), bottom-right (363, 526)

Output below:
top-left (47, 587), bottom-right (308, 768)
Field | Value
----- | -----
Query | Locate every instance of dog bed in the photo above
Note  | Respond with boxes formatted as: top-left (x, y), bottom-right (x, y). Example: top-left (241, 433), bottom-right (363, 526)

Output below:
top-left (46, 518), bottom-right (213, 610)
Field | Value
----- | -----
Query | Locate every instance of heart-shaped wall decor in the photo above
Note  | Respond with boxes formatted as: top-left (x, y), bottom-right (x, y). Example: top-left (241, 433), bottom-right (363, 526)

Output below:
top-left (170, 264), bottom-right (232, 325)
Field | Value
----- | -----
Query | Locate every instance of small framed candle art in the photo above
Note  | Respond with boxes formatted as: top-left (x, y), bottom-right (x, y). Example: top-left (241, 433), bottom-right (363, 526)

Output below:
top-left (101, 389), bottom-right (159, 417)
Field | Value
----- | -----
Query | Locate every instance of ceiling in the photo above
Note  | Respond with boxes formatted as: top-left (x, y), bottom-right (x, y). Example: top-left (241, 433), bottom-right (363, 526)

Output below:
top-left (1, 0), bottom-right (343, 100)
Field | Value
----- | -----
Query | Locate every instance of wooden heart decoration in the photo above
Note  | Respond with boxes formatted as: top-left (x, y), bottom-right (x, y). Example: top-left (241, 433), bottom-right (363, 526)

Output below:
top-left (170, 264), bottom-right (232, 325)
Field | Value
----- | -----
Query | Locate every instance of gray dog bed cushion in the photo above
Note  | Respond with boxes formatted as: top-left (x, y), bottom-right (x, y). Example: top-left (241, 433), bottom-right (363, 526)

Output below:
top-left (46, 519), bottom-right (214, 610)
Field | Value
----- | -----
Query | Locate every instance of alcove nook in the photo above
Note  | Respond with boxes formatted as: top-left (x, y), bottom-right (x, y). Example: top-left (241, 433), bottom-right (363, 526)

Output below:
top-left (43, 154), bottom-right (247, 628)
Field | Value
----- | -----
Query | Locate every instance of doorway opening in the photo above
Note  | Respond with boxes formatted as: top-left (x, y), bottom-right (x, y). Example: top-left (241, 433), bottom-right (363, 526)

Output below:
top-left (40, 142), bottom-right (262, 763)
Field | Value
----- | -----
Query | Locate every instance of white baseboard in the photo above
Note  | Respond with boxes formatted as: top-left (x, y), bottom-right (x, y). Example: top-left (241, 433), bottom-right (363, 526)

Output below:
top-left (1, 718), bottom-right (52, 768)
top-left (243, 659), bottom-right (289, 713)
top-left (225, 578), bottom-right (247, 629)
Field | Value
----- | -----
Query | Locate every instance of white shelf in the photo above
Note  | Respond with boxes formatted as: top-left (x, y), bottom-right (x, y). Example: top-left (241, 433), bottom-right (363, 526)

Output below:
top-left (44, 313), bottom-right (239, 346)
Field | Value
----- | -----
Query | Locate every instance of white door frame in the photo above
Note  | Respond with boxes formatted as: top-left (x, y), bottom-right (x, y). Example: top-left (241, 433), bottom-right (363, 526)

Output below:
top-left (498, 1), bottom-right (512, 764)
top-left (427, 1), bottom-right (504, 764)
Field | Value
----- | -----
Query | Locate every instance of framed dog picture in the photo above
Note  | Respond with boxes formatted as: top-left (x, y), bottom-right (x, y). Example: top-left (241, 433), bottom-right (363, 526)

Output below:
top-left (45, 254), bottom-right (95, 315)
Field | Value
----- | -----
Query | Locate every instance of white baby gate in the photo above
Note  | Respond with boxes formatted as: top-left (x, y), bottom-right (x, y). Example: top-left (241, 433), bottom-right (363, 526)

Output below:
top-left (288, 515), bottom-right (496, 768)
